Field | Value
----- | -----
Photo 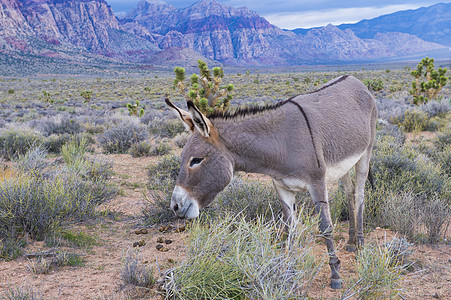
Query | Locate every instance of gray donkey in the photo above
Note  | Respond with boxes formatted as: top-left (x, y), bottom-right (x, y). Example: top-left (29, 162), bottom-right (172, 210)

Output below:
top-left (166, 75), bottom-right (377, 289)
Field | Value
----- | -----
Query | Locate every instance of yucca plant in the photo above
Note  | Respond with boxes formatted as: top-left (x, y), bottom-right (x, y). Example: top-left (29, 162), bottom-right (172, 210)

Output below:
top-left (173, 59), bottom-right (234, 114)
top-left (410, 57), bottom-right (448, 105)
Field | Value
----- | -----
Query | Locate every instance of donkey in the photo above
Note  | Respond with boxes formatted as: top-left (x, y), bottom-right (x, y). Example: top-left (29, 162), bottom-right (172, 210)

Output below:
top-left (166, 75), bottom-right (377, 289)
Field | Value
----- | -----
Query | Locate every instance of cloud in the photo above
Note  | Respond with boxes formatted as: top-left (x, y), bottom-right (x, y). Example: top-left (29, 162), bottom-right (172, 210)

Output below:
top-left (264, 4), bottom-right (431, 29)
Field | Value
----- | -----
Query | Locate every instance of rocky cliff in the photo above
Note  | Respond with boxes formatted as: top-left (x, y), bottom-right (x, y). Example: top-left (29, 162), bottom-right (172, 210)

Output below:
top-left (122, 0), bottom-right (446, 65)
top-left (0, 0), bottom-right (447, 66)
top-left (0, 0), bottom-right (159, 61)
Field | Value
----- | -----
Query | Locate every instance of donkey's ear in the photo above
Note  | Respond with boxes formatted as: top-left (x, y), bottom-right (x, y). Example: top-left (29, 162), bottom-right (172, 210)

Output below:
top-left (165, 98), bottom-right (195, 132)
top-left (187, 100), bottom-right (213, 138)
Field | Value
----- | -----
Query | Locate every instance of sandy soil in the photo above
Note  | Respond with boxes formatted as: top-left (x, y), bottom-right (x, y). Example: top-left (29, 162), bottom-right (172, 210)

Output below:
top-left (0, 153), bottom-right (450, 299)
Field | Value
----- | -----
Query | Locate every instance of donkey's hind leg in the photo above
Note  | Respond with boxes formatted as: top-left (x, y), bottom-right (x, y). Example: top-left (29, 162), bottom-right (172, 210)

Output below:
top-left (342, 172), bottom-right (358, 252)
top-left (355, 150), bottom-right (372, 247)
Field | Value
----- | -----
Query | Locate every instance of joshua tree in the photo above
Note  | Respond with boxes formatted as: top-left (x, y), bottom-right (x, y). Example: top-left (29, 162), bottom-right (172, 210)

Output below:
top-left (409, 57), bottom-right (448, 105)
top-left (80, 90), bottom-right (93, 103)
top-left (173, 60), bottom-right (234, 115)
top-left (127, 100), bottom-right (145, 117)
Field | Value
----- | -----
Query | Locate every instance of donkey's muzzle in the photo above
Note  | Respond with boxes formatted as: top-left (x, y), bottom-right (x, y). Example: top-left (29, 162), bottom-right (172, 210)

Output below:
top-left (171, 185), bottom-right (200, 219)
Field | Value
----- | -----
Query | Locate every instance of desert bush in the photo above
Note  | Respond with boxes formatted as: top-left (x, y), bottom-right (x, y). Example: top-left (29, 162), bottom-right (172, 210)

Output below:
top-left (46, 230), bottom-right (97, 249)
top-left (98, 122), bottom-right (148, 154)
top-left (421, 98), bottom-right (450, 117)
top-left (32, 117), bottom-right (83, 137)
top-left (375, 97), bottom-right (410, 123)
top-left (421, 196), bottom-right (450, 243)
top-left (148, 118), bottom-right (185, 138)
top-left (16, 146), bottom-right (49, 174)
top-left (139, 109), bottom-right (164, 125)
top-left (43, 134), bottom-right (71, 153)
top-left (364, 78), bottom-right (384, 92)
top-left (433, 129), bottom-right (451, 151)
top-left (432, 144), bottom-right (451, 175)
top-left (129, 141), bottom-right (152, 157)
top-left (174, 132), bottom-right (190, 148)
top-left (3, 284), bottom-right (43, 300)
top-left (375, 121), bottom-right (406, 146)
top-left (383, 237), bottom-right (414, 266)
top-left (341, 242), bottom-right (407, 299)
top-left (150, 139), bottom-right (172, 156)
top-left (0, 167), bottom-right (114, 259)
top-left (163, 213), bottom-right (322, 300)
top-left (362, 132), bottom-right (450, 240)
top-left (381, 192), bottom-right (419, 240)
top-left (392, 109), bottom-right (432, 132)
top-left (121, 249), bottom-right (155, 288)
top-left (143, 155), bottom-right (181, 224)
top-left (0, 128), bottom-right (43, 160)
top-left (211, 178), bottom-right (282, 222)
top-left (61, 135), bottom-right (89, 165)
top-left (27, 256), bottom-right (52, 274)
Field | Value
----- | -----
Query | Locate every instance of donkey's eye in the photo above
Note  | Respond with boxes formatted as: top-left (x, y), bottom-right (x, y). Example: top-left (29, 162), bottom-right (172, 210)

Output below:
top-left (189, 157), bottom-right (204, 168)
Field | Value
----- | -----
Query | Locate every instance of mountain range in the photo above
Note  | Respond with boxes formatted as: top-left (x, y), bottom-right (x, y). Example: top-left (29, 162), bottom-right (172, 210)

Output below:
top-left (0, 0), bottom-right (449, 67)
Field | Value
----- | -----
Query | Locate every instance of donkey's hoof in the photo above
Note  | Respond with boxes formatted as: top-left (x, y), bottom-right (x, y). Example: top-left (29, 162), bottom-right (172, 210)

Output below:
top-left (330, 278), bottom-right (342, 289)
top-left (345, 243), bottom-right (357, 252)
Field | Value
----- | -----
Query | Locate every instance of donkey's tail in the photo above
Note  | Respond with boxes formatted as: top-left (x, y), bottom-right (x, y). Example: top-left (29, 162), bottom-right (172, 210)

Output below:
top-left (367, 163), bottom-right (374, 190)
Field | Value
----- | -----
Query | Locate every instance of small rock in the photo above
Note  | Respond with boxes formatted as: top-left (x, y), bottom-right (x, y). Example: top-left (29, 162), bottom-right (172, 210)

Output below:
top-left (160, 247), bottom-right (169, 252)
top-left (156, 245), bottom-right (164, 251)
top-left (176, 226), bottom-right (186, 233)
top-left (157, 237), bottom-right (164, 243)
top-left (133, 242), bottom-right (139, 247)
top-left (432, 292), bottom-right (440, 299)
top-left (167, 258), bottom-right (175, 263)
top-left (165, 239), bottom-right (173, 244)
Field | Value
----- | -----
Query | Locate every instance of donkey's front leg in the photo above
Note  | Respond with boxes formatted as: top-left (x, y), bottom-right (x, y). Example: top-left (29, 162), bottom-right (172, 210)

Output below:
top-left (310, 181), bottom-right (342, 289)
top-left (273, 180), bottom-right (297, 231)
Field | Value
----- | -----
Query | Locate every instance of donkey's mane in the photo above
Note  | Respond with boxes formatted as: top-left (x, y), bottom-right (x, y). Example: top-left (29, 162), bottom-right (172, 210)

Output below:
top-left (208, 75), bottom-right (349, 120)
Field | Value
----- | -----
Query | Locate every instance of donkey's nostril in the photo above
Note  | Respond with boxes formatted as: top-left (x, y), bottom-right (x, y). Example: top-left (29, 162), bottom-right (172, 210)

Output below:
top-left (173, 204), bottom-right (179, 212)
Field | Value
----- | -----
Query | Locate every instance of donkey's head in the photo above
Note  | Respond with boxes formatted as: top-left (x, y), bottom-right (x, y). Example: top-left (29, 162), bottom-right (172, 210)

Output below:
top-left (166, 99), bottom-right (234, 219)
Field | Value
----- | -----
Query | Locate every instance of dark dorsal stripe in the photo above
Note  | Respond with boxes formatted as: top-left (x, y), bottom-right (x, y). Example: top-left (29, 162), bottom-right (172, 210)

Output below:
top-left (208, 75), bottom-right (350, 120)
top-left (286, 99), bottom-right (321, 168)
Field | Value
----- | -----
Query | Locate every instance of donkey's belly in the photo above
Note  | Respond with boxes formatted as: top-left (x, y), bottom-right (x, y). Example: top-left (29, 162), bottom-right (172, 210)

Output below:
top-left (325, 152), bottom-right (364, 183)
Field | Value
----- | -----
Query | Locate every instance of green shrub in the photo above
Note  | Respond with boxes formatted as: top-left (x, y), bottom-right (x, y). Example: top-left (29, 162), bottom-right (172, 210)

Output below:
top-left (17, 146), bottom-right (49, 174)
top-left (149, 118), bottom-right (185, 138)
top-left (164, 213), bottom-right (321, 300)
top-left (364, 78), bottom-right (384, 92)
top-left (392, 109), bottom-right (432, 132)
top-left (3, 284), bottom-right (43, 300)
top-left (211, 178), bottom-right (282, 222)
top-left (98, 122), bottom-right (148, 154)
top-left (43, 134), bottom-right (71, 153)
top-left (362, 133), bottom-right (449, 241)
top-left (129, 141), bottom-right (152, 157)
top-left (0, 167), bottom-right (114, 259)
top-left (150, 140), bottom-right (172, 156)
top-left (341, 242), bottom-right (407, 299)
top-left (33, 117), bottom-right (83, 137)
top-left (0, 128), bottom-right (43, 160)
top-left (174, 132), bottom-right (190, 148)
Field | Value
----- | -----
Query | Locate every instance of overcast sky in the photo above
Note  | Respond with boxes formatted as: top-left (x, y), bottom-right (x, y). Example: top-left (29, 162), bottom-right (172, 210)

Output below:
top-left (107, 0), bottom-right (450, 29)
